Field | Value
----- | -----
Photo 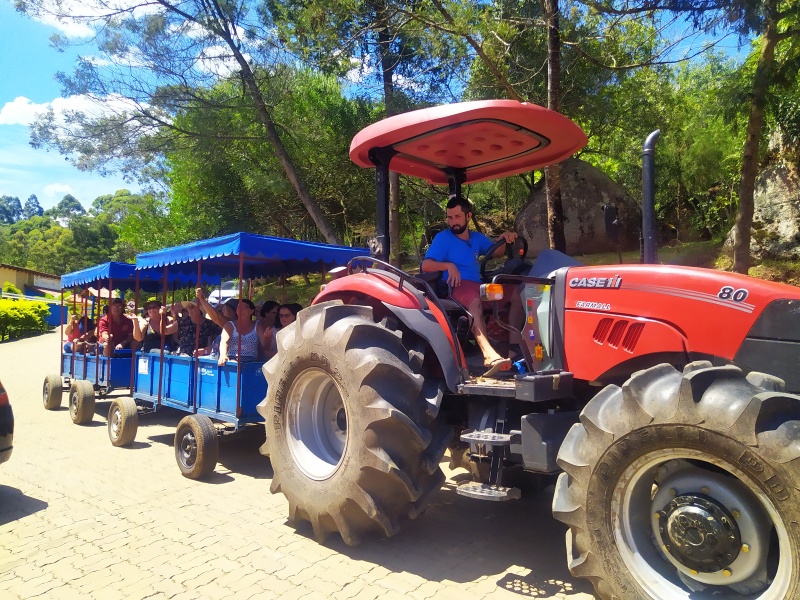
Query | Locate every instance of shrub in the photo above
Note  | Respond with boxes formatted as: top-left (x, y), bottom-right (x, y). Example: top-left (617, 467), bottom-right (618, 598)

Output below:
top-left (0, 298), bottom-right (51, 341)
top-left (2, 281), bottom-right (23, 295)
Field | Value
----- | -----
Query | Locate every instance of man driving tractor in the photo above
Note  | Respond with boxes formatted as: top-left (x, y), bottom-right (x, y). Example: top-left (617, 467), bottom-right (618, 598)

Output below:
top-left (421, 194), bottom-right (522, 376)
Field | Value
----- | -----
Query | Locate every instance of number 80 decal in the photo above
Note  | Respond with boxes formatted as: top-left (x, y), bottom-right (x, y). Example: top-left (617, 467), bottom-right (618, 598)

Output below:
top-left (718, 286), bottom-right (749, 302)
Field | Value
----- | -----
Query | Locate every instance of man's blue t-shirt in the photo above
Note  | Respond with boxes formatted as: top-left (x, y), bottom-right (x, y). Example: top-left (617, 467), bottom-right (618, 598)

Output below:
top-left (424, 229), bottom-right (494, 283)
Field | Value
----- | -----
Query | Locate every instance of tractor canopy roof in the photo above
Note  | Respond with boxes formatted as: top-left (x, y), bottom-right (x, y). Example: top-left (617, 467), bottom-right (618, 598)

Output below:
top-left (349, 100), bottom-right (588, 185)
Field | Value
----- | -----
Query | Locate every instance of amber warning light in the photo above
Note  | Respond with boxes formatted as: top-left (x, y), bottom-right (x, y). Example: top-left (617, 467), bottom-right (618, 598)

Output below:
top-left (480, 284), bottom-right (504, 301)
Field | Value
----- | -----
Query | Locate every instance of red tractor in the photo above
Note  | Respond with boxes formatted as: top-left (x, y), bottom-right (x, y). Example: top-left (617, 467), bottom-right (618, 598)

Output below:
top-left (258, 100), bottom-right (800, 599)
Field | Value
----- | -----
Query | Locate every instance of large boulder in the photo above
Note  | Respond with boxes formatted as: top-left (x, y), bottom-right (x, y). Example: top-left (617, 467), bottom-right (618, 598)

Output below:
top-left (514, 158), bottom-right (640, 255)
top-left (729, 159), bottom-right (800, 260)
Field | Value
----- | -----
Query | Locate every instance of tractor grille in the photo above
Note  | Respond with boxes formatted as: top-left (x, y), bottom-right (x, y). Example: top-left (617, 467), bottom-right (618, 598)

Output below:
top-left (593, 318), bottom-right (613, 344)
top-left (607, 320), bottom-right (628, 348)
top-left (592, 318), bottom-right (644, 353)
top-left (622, 323), bottom-right (645, 352)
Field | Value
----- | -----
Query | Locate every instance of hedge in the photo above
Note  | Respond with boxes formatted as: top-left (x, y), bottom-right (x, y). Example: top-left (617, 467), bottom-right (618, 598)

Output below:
top-left (0, 298), bottom-right (51, 341)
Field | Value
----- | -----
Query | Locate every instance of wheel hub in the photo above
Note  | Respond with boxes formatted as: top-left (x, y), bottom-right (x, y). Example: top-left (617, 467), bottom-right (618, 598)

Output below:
top-left (110, 409), bottom-right (121, 438)
top-left (180, 432), bottom-right (197, 467)
top-left (657, 493), bottom-right (741, 573)
top-left (286, 368), bottom-right (347, 481)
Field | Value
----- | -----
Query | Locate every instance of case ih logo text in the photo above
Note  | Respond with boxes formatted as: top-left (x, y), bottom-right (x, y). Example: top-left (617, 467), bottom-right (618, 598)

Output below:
top-left (569, 276), bottom-right (623, 289)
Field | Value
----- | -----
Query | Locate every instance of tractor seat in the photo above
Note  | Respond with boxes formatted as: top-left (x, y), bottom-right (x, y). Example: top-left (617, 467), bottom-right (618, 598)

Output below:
top-left (415, 271), bottom-right (465, 312)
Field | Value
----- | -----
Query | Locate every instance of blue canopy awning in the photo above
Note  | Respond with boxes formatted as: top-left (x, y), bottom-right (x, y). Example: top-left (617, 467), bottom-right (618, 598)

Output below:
top-left (61, 262), bottom-right (165, 291)
top-left (135, 232), bottom-right (368, 280)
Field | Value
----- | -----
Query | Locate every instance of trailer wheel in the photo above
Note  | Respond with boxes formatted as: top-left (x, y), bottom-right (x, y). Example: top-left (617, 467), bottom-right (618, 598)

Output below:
top-left (43, 374), bottom-right (62, 410)
top-left (258, 301), bottom-right (449, 545)
top-left (175, 414), bottom-right (218, 479)
top-left (69, 380), bottom-right (95, 425)
top-left (108, 398), bottom-right (138, 447)
top-left (553, 362), bottom-right (800, 599)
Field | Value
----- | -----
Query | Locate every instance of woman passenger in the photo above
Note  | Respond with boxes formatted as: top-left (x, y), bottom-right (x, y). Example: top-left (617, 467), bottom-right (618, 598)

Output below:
top-left (218, 299), bottom-right (261, 365)
top-left (262, 303), bottom-right (300, 359)
top-left (133, 300), bottom-right (178, 353)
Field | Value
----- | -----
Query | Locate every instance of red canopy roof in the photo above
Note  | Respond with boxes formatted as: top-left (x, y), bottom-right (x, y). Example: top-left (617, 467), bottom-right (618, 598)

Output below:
top-left (349, 100), bottom-right (588, 185)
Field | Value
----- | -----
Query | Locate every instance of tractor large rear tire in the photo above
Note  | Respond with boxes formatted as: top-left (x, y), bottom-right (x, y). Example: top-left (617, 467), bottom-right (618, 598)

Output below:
top-left (553, 362), bottom-right (800, 599)
top-left (258, 301), bottom-right (449, 545)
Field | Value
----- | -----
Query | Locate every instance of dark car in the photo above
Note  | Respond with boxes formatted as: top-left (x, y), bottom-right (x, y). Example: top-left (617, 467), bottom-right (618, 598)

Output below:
top-left (0, 380), bottom-right (12, 465)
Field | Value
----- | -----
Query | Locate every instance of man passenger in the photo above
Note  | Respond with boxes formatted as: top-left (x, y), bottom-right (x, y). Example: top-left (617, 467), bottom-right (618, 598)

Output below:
top-left (98, 297), bottom-right (135, 357)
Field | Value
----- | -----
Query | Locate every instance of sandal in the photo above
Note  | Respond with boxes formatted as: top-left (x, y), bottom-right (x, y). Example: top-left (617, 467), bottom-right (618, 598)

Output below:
top-left (483, 357), bottom-right (512, 378)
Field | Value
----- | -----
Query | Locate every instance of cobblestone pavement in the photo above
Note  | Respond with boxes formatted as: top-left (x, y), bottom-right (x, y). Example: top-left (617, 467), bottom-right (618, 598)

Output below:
top-left (0, 331), bottom-right (595, 600)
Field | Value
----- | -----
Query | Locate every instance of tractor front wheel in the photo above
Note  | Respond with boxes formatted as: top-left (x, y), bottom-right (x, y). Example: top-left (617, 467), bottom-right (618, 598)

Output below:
top-left (553, 362), bottom-right (800, 599)
top-left (258, 301), bottom-right (449, 545)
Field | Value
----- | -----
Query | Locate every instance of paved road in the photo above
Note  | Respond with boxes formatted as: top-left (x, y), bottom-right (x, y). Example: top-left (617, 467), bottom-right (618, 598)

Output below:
top-left (0, 331), bottom-right (595, 600)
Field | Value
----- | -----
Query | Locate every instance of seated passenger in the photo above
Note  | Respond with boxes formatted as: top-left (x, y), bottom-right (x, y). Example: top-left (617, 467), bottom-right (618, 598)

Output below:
top-left (98, 298), bottom-right (135, 357)
top-left (64, 313), bottom-right (96, 353)
top-left (172, 300), bottom-right (221, 357)
top-left (133, 300), bottom-right (178, 353)
top-left (256, 300), bottom-right (278, 359)
top-left (261, 303), bottom-right (300, 359)
top-left (218, 299), bottom-right (261, 365)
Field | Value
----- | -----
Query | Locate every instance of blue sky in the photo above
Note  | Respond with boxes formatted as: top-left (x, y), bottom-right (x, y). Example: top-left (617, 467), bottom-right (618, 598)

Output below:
top-left (0, 0), bottom-right (136, 212)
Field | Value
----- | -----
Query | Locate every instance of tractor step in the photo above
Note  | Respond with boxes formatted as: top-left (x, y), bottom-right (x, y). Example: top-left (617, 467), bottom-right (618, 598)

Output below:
top-left (456, 482), bottom-right (521, 501)
top-left (460, 430), bottom-right (520, 446)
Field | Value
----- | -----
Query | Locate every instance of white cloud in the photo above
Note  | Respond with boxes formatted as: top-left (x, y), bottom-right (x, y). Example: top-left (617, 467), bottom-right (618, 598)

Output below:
top-left (0, 97), bottom-right (42, 126)
top-left (0, 94), bottom-right (146, 129)
top-left (196, 45), bottom-right (248, 78)
top-left (27, 0), bottom-right (161, 39)
top-left (43, 183), bottom-right (77, 203)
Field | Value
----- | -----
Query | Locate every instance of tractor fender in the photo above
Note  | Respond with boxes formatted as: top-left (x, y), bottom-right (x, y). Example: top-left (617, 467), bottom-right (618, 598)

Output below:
top-left (316, 273), bottom-right (464, 392)
top-left (381, 303), bottom-right (463, 393)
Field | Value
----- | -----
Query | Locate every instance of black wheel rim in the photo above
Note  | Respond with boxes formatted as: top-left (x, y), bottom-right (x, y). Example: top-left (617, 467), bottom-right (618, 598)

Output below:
top-left (179, 429), bottom-right (197, 469)
top-left (69, 392), bottom-right (78, 419)
top-left (43, 381), bottom-right (49, 406)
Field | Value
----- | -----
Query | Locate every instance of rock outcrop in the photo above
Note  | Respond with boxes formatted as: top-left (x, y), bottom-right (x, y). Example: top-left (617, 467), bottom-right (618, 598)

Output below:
top-left (514, 158), bottom-right (640, 255)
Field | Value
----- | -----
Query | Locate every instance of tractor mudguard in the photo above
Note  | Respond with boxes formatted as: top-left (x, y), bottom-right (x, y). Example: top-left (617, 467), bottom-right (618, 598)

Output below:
top-left (380, 303), bottom-right (462, 392)
top-left (315, 271), bottom-right (464, 392)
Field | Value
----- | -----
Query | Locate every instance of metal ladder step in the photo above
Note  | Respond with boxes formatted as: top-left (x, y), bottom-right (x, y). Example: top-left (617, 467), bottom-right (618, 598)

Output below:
top-left (456, 482), bottom-right (521, 502)
top-left (460, 430), bottom-right (519, 446)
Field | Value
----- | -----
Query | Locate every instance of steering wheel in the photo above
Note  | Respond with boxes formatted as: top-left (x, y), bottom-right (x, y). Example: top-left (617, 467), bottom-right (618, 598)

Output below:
top-left (480, 236), bottom-right (531, 282)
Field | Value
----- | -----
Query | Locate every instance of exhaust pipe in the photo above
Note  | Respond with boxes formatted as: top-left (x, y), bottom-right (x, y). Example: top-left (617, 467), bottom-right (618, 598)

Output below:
top-left (641, 130), bottom-right (660, 264)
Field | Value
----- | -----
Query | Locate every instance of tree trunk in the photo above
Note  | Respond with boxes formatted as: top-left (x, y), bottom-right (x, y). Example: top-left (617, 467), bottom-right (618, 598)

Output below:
top-left (222, 31), bottom-right (341, 245)
top-left (733, 11), bottom-right (778, 274)
top-left (544, 0), bottom-right (566, 252)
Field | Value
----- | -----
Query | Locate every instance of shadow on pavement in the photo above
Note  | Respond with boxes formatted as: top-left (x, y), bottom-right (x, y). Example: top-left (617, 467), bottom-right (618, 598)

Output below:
top-left (285, 478), bottom-right (595, 597)
top-left (145, 421), bottom-right (272, 482)
top-left (0, 485), bottom-right (49, 525)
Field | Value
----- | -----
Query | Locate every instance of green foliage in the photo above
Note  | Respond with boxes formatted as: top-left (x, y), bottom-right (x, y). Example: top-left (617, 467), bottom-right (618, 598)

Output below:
top-left (2, 282), bottom-right (23, 295)
top-left (166, 68), bottom-right (376, 244)
top-left (0, 189), bottom-right (159, 274)
top-left (22, 195), bottom-right (43, 219)
top-left (0, 195), bottom-right (23, 224)
top-left (0, 298), bottom-right (50, 341)
top-left (44, 194), bottom-right (86, 222)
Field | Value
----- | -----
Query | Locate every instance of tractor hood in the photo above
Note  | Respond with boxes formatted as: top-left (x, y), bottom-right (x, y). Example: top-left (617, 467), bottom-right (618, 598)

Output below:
top-left (349, 100), bottom-right (588, 184)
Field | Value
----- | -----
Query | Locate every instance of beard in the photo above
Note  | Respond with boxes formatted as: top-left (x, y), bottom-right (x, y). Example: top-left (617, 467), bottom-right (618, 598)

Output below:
top-left (449, 223), bottom-right (467, 235)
